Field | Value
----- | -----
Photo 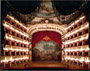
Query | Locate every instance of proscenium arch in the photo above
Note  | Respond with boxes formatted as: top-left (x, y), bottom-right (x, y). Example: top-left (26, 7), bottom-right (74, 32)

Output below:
top-left (27, 23), bottom-right (67, 37)
top-left (27, 23), bottom-right (66, 61)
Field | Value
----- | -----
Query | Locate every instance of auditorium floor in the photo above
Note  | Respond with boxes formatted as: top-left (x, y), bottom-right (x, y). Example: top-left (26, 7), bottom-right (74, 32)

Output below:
top-left (9, 61), bottom-right (83, 70)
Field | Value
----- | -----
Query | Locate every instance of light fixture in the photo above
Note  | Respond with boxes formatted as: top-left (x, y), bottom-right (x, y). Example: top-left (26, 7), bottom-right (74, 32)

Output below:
top-left (64, 56), bottom-right (90, 63)
top-left (7, 14), bottom-right (27, 29)
top-left (65, 22), bottom-right (89, 38)
top-left (64, 34), bottom-right (89, 44)
top-left (3, 21), bottom-right (29, 38)
top-left (66, 16), bottom-right (85, 30)
top-left (5, 34), bottom-right (29, 45)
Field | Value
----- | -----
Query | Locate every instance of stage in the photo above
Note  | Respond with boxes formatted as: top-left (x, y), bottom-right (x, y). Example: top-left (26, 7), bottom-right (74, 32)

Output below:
top-left (7, 61), bottom-right (83, 70)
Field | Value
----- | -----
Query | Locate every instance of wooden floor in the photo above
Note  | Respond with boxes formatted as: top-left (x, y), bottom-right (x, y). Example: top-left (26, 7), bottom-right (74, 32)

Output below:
top-left (9, 61), bottom-right (83, 70)
top-left (11, 61), bottom-right (64, 68)
top-left (27, 61), bottom-right (64, 67)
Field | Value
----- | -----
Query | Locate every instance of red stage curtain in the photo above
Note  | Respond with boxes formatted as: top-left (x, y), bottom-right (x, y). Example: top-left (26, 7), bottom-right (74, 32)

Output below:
top-left (32, 31), bottom-right (62, 48)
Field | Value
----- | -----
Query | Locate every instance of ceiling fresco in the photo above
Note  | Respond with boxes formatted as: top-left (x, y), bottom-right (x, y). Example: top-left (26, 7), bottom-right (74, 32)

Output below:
top-left (37, 0), bottom-right (56, 17)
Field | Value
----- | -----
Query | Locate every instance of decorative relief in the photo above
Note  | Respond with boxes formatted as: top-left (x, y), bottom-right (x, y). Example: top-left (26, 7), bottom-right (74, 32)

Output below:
top-left (28, 24), bottom-right (66, 36)
top-left (43, 36), bottom-right (51, 41)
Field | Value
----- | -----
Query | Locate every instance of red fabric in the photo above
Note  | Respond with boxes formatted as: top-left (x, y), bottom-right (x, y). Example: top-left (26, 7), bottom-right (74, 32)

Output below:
top-left (8, 40), bottom-right (10, 45)
top-left (6, 61), bottom-right (10, 68)
top-left (6, 17), bottom-right (10, 23)
top-left (32, 31), bottom-right (62, 48)
top-left (55, 56), bottom-right (58, 60)
top-left (83, 16), bottom-right (87, 23)
top-left (1, 62), bottom-right (4, 68)
top-left (8, 51), bottom-right (11, 56)
top-left (83, 62), bottom-right (88, 68)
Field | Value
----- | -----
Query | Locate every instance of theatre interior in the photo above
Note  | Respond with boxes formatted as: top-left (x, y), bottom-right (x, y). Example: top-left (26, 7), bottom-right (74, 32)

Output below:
top-left (1, 0), bottom-right (90, 70)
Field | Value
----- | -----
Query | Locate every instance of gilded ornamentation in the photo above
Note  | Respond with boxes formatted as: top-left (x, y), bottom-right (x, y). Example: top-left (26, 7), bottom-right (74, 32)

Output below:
top-left (43, 36), bottom-right (51, 41)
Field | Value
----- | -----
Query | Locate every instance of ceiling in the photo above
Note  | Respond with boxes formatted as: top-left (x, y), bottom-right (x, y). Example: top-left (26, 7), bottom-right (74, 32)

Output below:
top-left (53, 1), bottom-right (90, 15)
top-left (1, 0), bottom-right (90, 17)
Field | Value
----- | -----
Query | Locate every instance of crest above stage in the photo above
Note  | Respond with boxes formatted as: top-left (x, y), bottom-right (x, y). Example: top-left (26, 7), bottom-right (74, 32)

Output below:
top-left (43, 36), bottom-right (51, 41)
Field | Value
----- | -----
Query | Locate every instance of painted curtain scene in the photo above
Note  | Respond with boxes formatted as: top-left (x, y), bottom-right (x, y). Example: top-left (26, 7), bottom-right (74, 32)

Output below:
top-left (33, 40), bottom-right (61, 61)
